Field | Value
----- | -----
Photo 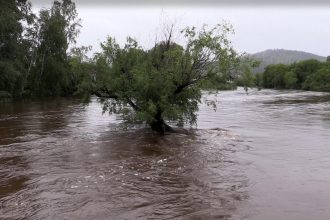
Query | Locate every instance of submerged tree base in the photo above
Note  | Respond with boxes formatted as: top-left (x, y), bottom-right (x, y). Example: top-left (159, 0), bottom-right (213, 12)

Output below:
top-left (149, 120), bottom-right (176, 134)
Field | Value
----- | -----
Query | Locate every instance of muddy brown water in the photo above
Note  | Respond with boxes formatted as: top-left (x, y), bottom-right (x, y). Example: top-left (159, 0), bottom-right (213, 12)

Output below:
top-left (0, 88), bottom-right (329, 220)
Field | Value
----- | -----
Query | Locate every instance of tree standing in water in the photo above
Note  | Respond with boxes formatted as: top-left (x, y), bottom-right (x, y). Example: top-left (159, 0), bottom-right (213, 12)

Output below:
top-left (88, 23), bottom-right (241, 133)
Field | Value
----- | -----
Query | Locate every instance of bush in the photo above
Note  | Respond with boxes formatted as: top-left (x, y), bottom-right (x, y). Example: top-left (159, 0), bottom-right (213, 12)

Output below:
top-left (284, 71), bottom-right (298, 89)
top-left (303, 68), bottom-right (330, 92)
top-left (0, 61), bottom-right (21, 96)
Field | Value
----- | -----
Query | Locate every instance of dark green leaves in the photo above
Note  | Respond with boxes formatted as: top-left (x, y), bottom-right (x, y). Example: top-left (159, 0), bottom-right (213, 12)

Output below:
top-left (92, 23), bottom-right (240, 129)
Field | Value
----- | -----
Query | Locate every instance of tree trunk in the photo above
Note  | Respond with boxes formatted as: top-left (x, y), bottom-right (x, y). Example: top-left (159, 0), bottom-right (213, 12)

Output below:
top-left (150, 119), bottom-right (174, 134)
top-left (149, 110), bottom-right (175, 134)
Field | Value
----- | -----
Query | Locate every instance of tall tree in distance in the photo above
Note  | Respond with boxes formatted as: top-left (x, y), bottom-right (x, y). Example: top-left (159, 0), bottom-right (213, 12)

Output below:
top-left (28, 0), bottom-right (81, 96)
top-left (0, 0), bottom-right (34, 97)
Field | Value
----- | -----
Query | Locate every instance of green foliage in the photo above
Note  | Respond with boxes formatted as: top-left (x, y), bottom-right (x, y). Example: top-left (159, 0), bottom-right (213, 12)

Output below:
top-left (254, 73), bottom-right (263, 90)
top-left (262, 64), bottom-right (288, 89)
top-left (235, 56), bottom-right (259, 92)
top-left (90, 24), bottom-right (240, 131)
top-left (69, 46), bottom-right (96, 96)
top-left (28, 0), bottom-right (81, 96)
top-left (284, 71), bottom-right (297, 89)
top-left (0, 62), bottom-right (20, 95)
top-left (0, 0), bottom-right (30, 60)
top-left (291, 59), bottom-right (321, 88)
top-left (0, 0), bottom-right (34, 98)
top-left (302, 68), bottom-right (330, 92)
top-left (260, 59), bottom-right (330, 92)
top-left (0, 0), bottom-right (84, 99)
top-left (242, 70), bottom-right (255, 93)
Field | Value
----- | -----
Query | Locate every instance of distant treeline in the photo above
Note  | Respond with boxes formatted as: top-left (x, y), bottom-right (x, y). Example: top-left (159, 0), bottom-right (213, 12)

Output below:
top-left (236, 58), bottom-right (330, 93)
top-left (260, 59), bottom-right (330, 92)
top-left (0, 0), bottom-right (94, 101)
top-left (1, 1), bottom-right (329, 103)
top-left (250, 49), bottom-right (326, 74)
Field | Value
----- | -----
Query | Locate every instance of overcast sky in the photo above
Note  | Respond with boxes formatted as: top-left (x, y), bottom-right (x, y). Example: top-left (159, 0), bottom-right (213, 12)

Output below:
top-left (33, 1), bottom-right (330, 56)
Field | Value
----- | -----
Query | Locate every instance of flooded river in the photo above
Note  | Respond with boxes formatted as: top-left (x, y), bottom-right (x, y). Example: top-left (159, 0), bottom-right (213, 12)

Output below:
top-left (0, 88), bottom-right (330, 219)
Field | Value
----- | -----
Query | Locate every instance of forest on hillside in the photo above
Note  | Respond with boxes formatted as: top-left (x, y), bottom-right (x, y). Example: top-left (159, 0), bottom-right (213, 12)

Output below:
top-left (250, 49), bottom-right (327, 73)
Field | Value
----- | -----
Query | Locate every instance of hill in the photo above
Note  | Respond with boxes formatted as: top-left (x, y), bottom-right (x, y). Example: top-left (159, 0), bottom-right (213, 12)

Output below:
top-left (250, 49), bottom-right (326, 73)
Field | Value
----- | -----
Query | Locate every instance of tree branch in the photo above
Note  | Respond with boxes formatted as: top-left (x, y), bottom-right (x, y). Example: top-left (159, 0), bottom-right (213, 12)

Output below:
top-left (93, 88), bottom-right (140, 111)
top-left (93, 88), bottom-right (118, 99)
top-left (126, 98), bottom-right (140, 111)
top-left (174, 76), bottom-right (206, 95)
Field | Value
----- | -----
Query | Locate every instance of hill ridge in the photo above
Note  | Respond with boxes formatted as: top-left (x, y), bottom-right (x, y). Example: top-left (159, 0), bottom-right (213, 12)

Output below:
top-left (250, 49), bottom-right (326, 73)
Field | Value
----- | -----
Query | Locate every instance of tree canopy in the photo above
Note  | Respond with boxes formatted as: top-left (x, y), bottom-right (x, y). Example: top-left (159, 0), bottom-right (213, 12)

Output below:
top-left (27, 0), bottom-right (81, 96)
top-left (0, 0), bottom-right (34, 98)
top-left (87, 24), bottom-right (241, 133)
top-left (0, 0), bottom-right (83, 99)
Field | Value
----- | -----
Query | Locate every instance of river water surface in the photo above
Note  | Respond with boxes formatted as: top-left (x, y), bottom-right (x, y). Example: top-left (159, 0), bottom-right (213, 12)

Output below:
top-left (0, 88), bottom-right (329, 219)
